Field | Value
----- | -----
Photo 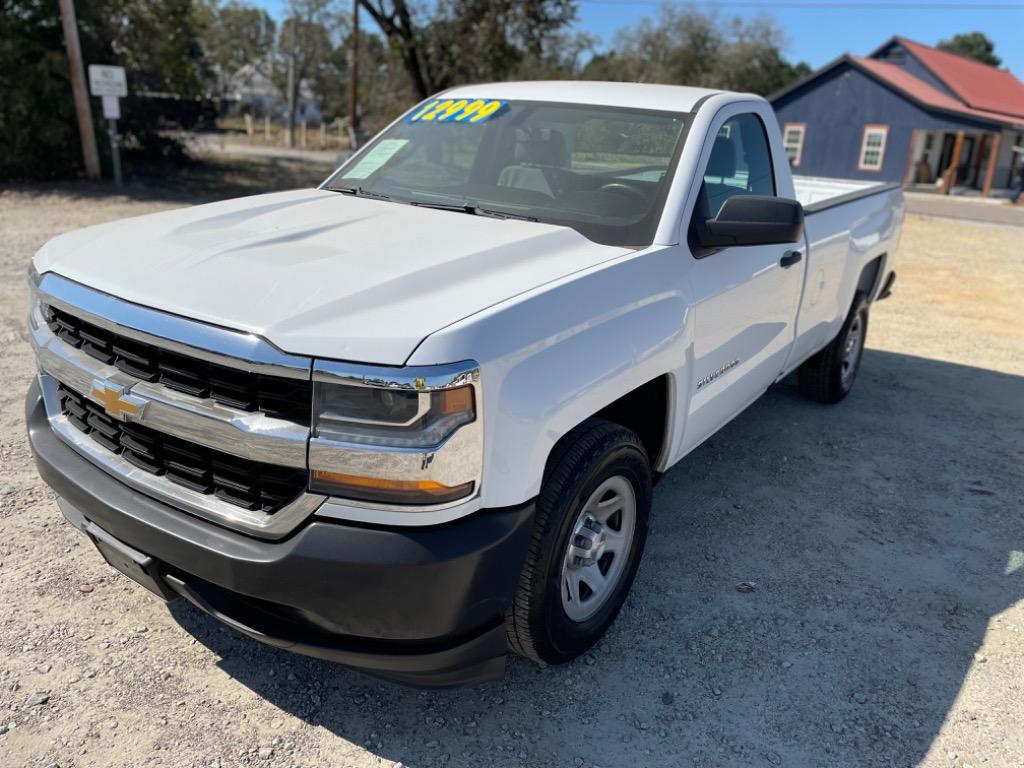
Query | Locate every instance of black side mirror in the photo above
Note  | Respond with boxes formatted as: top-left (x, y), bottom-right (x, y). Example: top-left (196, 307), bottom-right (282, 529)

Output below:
top-left (698, 195), bottom-right (804, 248)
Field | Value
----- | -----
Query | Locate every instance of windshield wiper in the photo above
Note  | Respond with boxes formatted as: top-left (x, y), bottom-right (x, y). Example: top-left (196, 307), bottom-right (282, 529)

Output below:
top-left (330, 186), bottom-right (392, 201)
top-left (408, 200), bottom-right (537, 222)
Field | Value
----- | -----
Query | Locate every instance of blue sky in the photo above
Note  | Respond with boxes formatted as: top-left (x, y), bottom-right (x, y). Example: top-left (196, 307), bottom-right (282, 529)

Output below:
top-left (255, 1), bottom-right (1024, 75)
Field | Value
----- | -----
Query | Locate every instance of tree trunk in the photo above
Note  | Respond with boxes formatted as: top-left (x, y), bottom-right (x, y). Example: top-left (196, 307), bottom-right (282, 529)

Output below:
top-left (358, 0), bottom-right (432, 100)
top-left (400, 46), bottom-right (430, 100)
top-left (393, 0), bottom-right (431, 99)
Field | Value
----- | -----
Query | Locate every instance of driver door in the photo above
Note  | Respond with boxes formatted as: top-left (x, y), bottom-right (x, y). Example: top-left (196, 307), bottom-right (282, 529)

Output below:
top-left (679, 110), bottom-right (806, 454)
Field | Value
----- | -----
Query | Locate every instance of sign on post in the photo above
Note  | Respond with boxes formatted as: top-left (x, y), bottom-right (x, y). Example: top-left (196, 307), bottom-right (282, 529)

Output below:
top-left (101, 95), bottom-right (120, 120)
top-left (88, 65), bottom-right (127, 97)
top-left (88, 65), bottom-right (127, 186)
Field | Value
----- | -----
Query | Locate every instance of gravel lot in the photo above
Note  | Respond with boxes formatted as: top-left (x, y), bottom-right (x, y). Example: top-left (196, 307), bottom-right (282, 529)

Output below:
top-left (1, 167), bottom-right (1022, 768)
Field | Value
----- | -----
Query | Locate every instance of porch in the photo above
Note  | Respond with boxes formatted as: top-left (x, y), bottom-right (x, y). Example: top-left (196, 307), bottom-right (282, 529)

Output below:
top-left (904, 128), bottom-right (1023, 198)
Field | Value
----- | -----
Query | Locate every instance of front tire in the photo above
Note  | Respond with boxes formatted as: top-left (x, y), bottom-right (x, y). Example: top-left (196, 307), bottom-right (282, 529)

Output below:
top-left (506, 419), bottom-right (651, 665)
top-left (798, 293), bottom-right (870, 404)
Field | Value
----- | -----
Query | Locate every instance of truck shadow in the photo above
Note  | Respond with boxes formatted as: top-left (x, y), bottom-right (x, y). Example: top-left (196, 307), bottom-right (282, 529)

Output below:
top-left (169, 348), bottom-right (1023, 768)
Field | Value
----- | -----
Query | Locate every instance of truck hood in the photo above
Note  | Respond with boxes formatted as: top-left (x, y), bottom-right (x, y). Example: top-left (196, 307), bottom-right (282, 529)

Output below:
top-left (34, 189), bottom-right (629, 365)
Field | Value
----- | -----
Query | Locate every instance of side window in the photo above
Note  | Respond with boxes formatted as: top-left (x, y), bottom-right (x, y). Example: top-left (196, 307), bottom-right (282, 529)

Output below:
top-left (699, 113), bottom-right (776, 220)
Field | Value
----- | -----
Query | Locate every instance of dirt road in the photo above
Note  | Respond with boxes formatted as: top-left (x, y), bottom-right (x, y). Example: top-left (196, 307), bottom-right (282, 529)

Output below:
top-left (1, 173), bottom-right (1022, 768)
top-left (904, 192), bottom-right (1024, 228)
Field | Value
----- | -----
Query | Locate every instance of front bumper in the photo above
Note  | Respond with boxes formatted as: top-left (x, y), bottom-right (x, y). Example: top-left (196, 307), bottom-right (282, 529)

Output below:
top-left (27, 381), bottom-right (535, 687)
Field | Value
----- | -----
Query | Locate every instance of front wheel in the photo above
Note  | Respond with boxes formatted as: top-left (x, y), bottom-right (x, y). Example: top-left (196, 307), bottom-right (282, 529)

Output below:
top-left (798, 293), bottom-right (869, 403)
top-left (506, 419), bottom-right (651, 665)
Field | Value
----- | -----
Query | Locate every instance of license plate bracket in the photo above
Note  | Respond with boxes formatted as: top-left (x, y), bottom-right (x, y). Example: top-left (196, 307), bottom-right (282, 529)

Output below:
top-left (84, 521), bottom-right (178, 602)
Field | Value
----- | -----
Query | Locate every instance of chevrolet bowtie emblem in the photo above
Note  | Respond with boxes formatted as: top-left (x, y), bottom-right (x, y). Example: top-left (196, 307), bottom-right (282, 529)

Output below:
top-left (89, 379), bottom-right (147, 421)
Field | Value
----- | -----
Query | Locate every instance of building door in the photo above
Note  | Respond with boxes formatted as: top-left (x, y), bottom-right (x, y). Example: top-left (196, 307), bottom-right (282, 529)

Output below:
top-left (1009, 135), bottom-right (1023, 188)
top-left (960, 136), bottom-right (976, 187)
top-left (939, 133), bottom-right (956, 175)
top-left (938, 133), bottom-right (977, 188)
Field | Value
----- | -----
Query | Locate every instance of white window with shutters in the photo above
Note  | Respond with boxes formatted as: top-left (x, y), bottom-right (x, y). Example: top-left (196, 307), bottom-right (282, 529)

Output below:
top-left (858, 125), bottom-right (888, 171)
top-left (782, 123), bottom-right (805, 166)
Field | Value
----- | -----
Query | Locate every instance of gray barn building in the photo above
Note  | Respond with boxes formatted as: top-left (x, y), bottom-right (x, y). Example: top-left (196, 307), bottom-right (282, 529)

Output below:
top-left (771, 37), bottom-right (1024, 197)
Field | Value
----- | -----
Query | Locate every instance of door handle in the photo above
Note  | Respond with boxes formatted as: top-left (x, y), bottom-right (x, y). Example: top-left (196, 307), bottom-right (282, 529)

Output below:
top-left (780, 250), bottom-right (803, 268)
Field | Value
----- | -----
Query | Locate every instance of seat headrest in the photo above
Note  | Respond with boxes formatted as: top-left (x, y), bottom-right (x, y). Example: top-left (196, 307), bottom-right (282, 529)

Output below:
top-left (515, 129), bottom-right (569, 167)
top-left (707, 135), bottom-right (737, 178)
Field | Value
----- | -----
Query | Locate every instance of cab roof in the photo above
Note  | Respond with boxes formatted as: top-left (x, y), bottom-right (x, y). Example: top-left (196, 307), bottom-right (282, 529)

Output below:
top-left (439, 81), bottom-right (726, 114)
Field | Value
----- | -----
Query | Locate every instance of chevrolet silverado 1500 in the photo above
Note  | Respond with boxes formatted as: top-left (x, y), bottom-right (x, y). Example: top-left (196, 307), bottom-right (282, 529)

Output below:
top-left (26, 82), bottom-right (902, 686)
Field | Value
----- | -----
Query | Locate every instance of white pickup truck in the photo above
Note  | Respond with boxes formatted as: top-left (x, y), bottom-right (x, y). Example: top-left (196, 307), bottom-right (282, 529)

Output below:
top-left (26, 82), bottom-right (902, 686)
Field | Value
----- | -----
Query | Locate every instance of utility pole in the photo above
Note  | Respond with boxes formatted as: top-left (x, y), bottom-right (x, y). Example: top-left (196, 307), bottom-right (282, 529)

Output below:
top-left (349, 0), bottom-right (360, 143)
top-left (285, 16), bottom-right (296, 148)
top-left (58, 0), bottom-right (100, 179)
top-left (107, 111), bottom-right (123, 186)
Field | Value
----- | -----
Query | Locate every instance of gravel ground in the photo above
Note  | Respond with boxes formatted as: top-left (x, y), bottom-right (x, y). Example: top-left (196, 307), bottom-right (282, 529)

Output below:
top-left (1, 171), bottom-right (1022, 768)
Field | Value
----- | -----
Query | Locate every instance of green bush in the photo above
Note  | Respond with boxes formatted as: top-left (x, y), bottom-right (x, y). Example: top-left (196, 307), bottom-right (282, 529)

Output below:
top-left (0, 0), bottom-right (204, 181)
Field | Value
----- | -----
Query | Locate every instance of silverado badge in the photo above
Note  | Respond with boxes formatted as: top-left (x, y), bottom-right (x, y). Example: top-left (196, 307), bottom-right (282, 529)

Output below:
top-left (696, 359), bottom-right (740, 390)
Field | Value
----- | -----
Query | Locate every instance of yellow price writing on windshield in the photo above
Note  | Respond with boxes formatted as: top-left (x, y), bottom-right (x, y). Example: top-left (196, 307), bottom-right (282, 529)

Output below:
top-left (408, 98), bottom-right (507, 124)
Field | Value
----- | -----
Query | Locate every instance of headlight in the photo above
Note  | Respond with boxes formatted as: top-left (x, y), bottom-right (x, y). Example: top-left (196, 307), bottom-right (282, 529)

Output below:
top-left (309, 360), bottom-right (482, 507)
top-left (313, 382), bottom-right (474, 448)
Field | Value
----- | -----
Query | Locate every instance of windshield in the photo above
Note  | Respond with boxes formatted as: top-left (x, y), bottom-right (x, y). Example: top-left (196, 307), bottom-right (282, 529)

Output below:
top-left (324, 99), bottom-right (690, 247)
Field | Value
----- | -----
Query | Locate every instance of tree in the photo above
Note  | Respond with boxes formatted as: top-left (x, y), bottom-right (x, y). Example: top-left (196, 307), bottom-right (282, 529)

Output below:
top-left (315, 29), bottom-right (405, 130)
top-left (937, 32), bottom-right (1001, 67)
top-left (110, 0), bottom-right (208, 98)
top-left (514, 31), bottom-right (597, 80)
top-left (424, 0), bottom-right (578, 88)
top-left (276, 0), bottom-right (344, 146)
top-left (583, 6), bottom-right (809, 97)
top-left (711, 15), bottom-right (812, 95)
top-left (197, 1), bottom-right (276, 96)
top-left (0, 0), bottom-right (212, 180)
top-left (357, 0), bottom-right (577, 100)
top-left (357, 0), bottom-right (430, 98)
top-left (1, 0), bottom-right (88, 179)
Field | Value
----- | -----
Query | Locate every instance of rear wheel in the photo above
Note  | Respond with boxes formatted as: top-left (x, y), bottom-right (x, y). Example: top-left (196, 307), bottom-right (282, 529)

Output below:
top-left (798, 293), bottom-right (869, 404)
top-left (506, 419), bottom-right (651, 664)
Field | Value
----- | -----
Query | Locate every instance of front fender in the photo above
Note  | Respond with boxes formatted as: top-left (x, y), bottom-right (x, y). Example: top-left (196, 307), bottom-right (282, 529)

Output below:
top-left (408, 246), bottom-right (693, 509)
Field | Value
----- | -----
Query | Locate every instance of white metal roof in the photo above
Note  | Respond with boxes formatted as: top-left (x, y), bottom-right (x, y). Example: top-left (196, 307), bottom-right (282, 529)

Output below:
top-left (440, 81), bottom-right (724, 113)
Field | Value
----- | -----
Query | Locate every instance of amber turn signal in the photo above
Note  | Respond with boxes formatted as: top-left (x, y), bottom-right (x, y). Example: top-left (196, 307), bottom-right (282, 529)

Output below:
top-left (436, 385), bottom-right (474, 415)
top-left (310, 470), bottom-right (474, 506)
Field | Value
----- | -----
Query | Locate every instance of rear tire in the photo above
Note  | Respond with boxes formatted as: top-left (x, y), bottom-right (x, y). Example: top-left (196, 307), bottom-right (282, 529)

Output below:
top-left (506, 419), bottom-right (651, 665)
top-left (798, 293), bottom-right (869, 404)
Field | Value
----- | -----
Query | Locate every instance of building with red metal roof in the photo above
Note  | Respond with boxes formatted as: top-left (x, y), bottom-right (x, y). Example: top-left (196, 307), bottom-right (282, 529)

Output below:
top-left (888, 37), bottom-right (1024, 120)
top-left (771, 37), bottom-right (1024, 197)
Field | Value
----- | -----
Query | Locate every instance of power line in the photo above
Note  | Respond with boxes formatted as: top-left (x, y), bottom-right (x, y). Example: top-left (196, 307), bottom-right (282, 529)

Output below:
top-left (580, 1), bottom-right (1024, 9)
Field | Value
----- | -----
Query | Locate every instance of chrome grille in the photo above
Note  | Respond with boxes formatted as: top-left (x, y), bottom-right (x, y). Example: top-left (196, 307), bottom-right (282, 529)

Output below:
top-left (57, 383), bottom-right (307, 513)
top-left (45, 305), bottom-right (312, 425)
top-left (30, 272), bottom-right (325, 538)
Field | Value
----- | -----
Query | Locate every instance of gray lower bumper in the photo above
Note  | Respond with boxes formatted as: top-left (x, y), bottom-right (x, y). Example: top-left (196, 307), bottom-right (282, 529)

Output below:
top-left (27, 380), bottom-right (536, 687)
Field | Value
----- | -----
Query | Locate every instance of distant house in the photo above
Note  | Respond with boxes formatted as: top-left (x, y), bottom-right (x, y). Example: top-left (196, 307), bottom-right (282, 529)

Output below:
top-left (771, 36), bottom-right (1024, 197)
top-left (225, 63), bottom-right (322, 122)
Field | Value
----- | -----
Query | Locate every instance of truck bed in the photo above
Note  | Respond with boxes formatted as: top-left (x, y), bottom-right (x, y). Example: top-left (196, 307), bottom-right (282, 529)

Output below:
top-left (794, 175), bottom-right (900, 213)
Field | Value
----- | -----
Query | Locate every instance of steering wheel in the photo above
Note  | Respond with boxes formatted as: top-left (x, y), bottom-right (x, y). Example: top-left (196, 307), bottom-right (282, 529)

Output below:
top-left (599, 182), bottom-right (648, 208)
